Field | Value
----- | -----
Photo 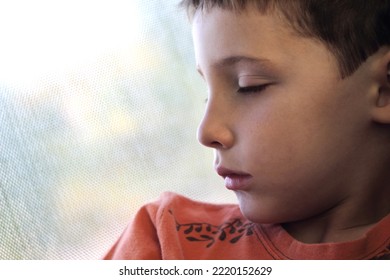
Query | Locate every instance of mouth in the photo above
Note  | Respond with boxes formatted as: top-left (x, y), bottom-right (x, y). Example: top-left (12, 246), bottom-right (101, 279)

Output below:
top-left (215, 166), bottom-right (253, 191)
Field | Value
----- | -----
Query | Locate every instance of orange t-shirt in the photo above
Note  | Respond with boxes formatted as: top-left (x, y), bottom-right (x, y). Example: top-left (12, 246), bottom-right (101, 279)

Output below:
top-left (103, 192), bottom-right (390, 260)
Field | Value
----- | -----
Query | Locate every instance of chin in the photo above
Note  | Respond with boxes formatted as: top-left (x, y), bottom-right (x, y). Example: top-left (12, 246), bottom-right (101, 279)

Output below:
top-left (235, 191), bottom-right (291, 225)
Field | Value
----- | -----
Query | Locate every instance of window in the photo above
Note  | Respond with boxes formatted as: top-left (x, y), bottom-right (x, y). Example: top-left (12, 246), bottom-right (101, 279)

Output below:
top-left (0, 0), bottom-right (235, 259)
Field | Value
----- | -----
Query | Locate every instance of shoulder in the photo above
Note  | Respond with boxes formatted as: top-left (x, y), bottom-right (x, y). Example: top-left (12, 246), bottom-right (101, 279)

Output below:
top-left (146, 192), bottom-right (262, 259)
top-left (103, 192), bottom-right (257, 260)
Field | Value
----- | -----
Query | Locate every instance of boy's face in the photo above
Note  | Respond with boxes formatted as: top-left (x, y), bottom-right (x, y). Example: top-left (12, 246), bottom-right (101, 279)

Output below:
top-left (193, 8), bottom-right (374, 224)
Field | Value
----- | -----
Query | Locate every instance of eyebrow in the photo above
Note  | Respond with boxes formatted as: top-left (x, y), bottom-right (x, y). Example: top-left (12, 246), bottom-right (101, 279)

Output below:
top-left (197, 55), bottom-right (274, 77)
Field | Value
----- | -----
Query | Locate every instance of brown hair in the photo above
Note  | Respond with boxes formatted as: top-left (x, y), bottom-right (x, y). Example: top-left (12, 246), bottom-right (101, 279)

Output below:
top-left (179, 0), bottom-right (390, 77)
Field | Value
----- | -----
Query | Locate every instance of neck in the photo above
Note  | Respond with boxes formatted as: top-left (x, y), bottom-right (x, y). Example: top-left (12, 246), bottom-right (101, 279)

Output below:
top-left (282, 201), bottom-right (389, 244)
top-left (283, 139), bottom-right (390, 244)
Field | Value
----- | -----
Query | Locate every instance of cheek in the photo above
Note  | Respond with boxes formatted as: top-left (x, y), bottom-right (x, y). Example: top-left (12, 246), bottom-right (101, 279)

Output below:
top-left (237, 116), bottom-right (340, 224)
top-left (244, 107), bottom-right (308, 173)
top-left (241, 99), bottom-right (337, 187)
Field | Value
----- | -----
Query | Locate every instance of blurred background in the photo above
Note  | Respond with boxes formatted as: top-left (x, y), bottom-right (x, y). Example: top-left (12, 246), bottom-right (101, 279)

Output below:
top-left (0, 0), bottom-right (236, 259)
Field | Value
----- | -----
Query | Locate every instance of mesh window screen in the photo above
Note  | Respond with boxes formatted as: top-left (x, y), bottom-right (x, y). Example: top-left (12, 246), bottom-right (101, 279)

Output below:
top-left (0, 0), bottom-right (236, 259)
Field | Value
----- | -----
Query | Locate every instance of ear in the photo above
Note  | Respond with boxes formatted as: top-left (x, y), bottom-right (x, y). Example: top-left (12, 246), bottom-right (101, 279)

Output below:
top-left (371, 48), bottom-right (390, 124)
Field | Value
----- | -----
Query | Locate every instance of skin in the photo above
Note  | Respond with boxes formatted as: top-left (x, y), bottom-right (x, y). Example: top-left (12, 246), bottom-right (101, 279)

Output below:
top-left (192, 7), bottom-right (390, 243)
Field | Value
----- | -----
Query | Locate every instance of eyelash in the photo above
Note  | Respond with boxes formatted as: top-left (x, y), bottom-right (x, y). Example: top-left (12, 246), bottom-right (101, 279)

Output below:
top-left (237, 84), bottom-right (269, 94)
top-left (203, 84), bottom-right (270, 103)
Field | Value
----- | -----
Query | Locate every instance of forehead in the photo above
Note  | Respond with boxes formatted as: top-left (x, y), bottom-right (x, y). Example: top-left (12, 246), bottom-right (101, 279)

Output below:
top-left (191, 7), bottom-right (335, 76)
top-left (192, 8), bottom-right (295, 69)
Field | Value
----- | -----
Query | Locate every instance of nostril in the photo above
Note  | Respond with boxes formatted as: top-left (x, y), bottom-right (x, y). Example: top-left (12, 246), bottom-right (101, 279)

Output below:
top-left (210, 140), bottom-right (223, 148)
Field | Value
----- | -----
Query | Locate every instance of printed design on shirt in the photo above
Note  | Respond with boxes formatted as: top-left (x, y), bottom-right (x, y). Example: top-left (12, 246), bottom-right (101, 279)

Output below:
top-left (169, 209), bottom-right (254, 248)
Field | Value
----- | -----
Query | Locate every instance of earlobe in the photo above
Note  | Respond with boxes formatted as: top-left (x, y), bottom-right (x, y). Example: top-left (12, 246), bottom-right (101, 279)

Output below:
top-left (372, 62), bottom-right (390, 124)
top-left (376, 65), bottom-right (390, 107)
top-left (376, 88), bottom-right (390, 108)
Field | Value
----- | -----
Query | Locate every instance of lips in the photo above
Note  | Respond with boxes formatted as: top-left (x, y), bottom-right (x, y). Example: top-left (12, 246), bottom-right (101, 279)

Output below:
top-left (215, 166), bottom-right (253, 191)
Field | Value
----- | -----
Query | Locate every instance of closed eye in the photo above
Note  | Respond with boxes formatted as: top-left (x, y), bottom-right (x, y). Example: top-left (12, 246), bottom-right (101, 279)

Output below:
top-left (237, 84), bottom-right (269, 94)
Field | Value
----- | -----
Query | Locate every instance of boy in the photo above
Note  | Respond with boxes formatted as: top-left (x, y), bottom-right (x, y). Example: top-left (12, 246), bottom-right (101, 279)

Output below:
top-left (104, 0), bottom-right (390, 259)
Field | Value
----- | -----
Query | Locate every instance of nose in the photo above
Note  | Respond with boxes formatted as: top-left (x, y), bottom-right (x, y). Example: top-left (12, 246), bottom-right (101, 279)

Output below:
top-left (196, 97), bottom-right (235, 149)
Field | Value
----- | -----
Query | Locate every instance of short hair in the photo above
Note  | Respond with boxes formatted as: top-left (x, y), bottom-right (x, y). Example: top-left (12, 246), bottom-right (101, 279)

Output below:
top-left (180, 0), bottom-right (390, 78)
